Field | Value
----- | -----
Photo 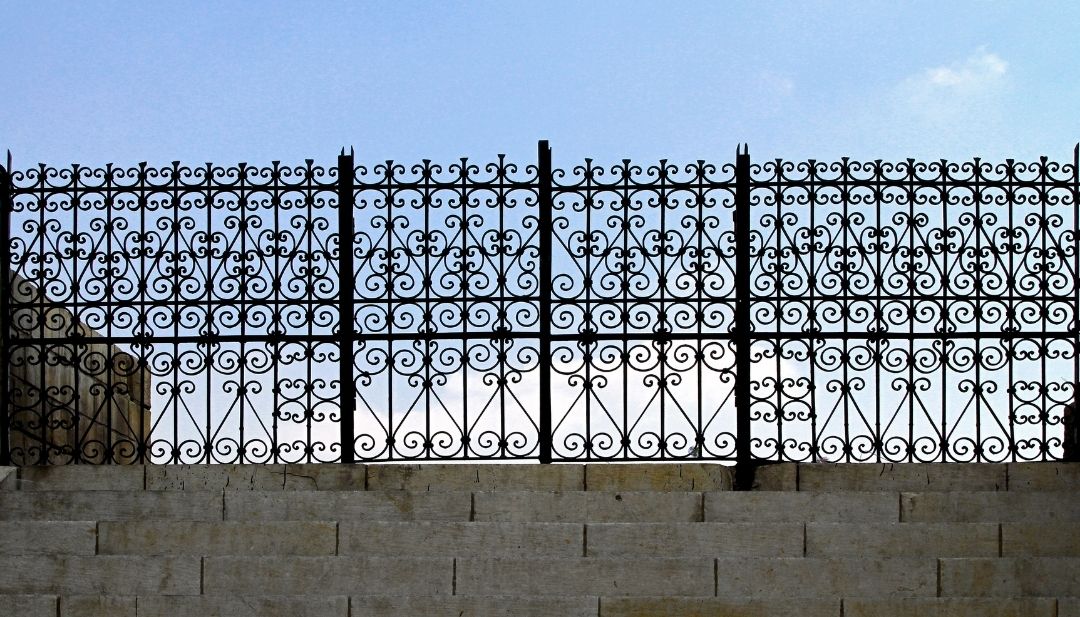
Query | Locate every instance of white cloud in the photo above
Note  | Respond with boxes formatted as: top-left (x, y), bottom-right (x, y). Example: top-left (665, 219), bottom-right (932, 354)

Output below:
top-left (910, 47), bottom-right (1007, 93)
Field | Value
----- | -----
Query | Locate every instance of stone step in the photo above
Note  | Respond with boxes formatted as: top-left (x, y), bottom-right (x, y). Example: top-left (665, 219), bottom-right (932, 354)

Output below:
top-left (0, 490), bottom-right (223, 521)
top-left (902, 491), bottom-right (1080, 522)
top-left (842, 597), bottom-right (1058, 617)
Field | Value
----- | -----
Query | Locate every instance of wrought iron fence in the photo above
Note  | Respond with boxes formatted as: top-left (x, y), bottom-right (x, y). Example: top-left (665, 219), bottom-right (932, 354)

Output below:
top-left (1, 143), bottom-right (1077, 470)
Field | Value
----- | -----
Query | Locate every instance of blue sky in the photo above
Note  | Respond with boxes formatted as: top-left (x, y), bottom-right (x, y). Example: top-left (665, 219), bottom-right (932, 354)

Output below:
top-left (2, 1), bottom-right (1079, 169)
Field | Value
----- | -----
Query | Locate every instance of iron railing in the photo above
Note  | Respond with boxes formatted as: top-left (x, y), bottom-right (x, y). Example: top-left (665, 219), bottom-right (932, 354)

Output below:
top-left (1, 142), bottom-right (1078, 473)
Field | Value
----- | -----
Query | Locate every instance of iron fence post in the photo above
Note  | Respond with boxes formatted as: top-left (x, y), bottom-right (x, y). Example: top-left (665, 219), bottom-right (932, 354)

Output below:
top-left (338, 149), bottom-right (356, 464)
top-left (734, 145), bottom-right (753, 489)
top-left (538, 140), bottom-right (553, 464)
top-left (0, 154), bottom-right (10, 466)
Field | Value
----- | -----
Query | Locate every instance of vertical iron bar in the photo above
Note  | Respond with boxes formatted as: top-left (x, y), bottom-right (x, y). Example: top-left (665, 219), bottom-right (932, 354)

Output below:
top-left (538, 140), bottom-right (553, 464)
top-left (0, 155), bottom-right (11, 466)
top-left (734, 145), bottom-right (752, 488)
top-left (338, 150), bottom-right (356, 464)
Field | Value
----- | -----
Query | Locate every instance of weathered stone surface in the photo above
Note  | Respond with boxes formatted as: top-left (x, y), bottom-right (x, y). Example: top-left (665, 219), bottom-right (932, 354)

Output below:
top-left (705, 492), bottom-right (898, 522)
top-left (0, 521), bottom-right (96, 555)
top-left (225, 490), bottom-right (469, 522)
top-left (16, 465), bottom-right (144, 491)
top-left (714, 558), bottom-right (936, 598)
top-left (902, 491), bottom-right (1080, 522)
top-left (0, 556), bottom-right (199, 595)
top-left (0, 467), bottom-right (17, 490)
top-left (339, 522), bottom-right (581, 557)
top-left (0, 595), bottom-right (56, 617)
top-left (137, 595), bottom-right (349, 617)
top-left (203, 556), bottom-right (451, 595)
top-left (1060, 597), bottom-right (1080, 617)
top-left (798, 463), bottom-right (1006, 492)
top-left (283, 464), bottom-right (366, 490)
top-left (585, 523), bottom-right (801, 558)
top-left (367, 464), bottom-right (583, 491)
top-left (98, 521), bottom-right (337, 555)
top-left (940, 557), bottom-right (1080, 596)
top-left (456, 558), bottom-right (713, 596)
top-left (0, 490), bottom-right (222, 521)
top-left (585, 464), bottom-right (732, 491)
top-left (843, 597), bottom-right (1055, 617)
top-left (1008, 463), bottom-right (1080, 491)
top-left (805, 523), bottom-right (998, 557)
top-left (351, 596), bottom-right (597, 617)
top-left (473, 491), bottom-right (702, 523)
top-left (60, 595), bottom-right (137, 617)
top-left (145, 464), bottom-right (286, 491)
top-left (751, 464), bottom-right (797, 491)
top-left (1002, 522), bottom-right (1080, 556)
top-left (601, 597), bottom-right (839, 617)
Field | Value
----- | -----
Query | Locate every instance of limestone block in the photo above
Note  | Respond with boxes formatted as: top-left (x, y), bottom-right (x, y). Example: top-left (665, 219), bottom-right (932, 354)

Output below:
top-left (98, 521), bottom-right (336, 556)
top-left (1060, 598), bottom-right (1080, 617)
top-left (16, 465), bottom-right (143, 491)
top-left (584, 463), bottom-right (732, 491)
top-left (798, 463), bottom-right (1006, 492)
top-left (585, 523), bottom-right (802, 558)
top-left (283, 464), bottom-right (366, 490)
top-left (805, 523), bottom-right (998, 557)
top-left (940, 557), bottom-right (1080, 597)
top-left (456, 557), bottom-right (713, 596)
top-left (60, 595), bottom-right (136, 617)
top-left (0, 467), bottom-right (17, 490)
top-left (1008, 463), bottom-right (1080, 491)
top-left (902, 491), bottom-right (1080, 522)
top-left (203, 556), bottom-right (451, 595)
top-left (751, 464), bottom-right (797, 491)
top-left (714, 557), bottom-right (936, 599)
top-left (0, 556), bottom-right (200, 595)
top-left (225, 491), bottom-right (469, 522)
top-left (351, 596), bottom-right (597, 617)
top-left (601, 597), bottom-right (839, 617)
top-left (705, 492), bottom-right (898, 523)
top-left (0, 491), bottom-right (222, 521)
top-left (1002, 522), bottom-right (1080, 556)
top-left (136, 595), bottom-right (349, 617)
top-left (472, 491), bottom-right (703, 523)
top-left (366, 464), bottom-right (583, 491)
top-left (0, 521), bottom-right (96, 555)
top-left (338, 522), bottom-right (581, 558)
top-left (843, 597), bottom-right (1055, 617)
top-left (0, 595), bottom-right (56, 617)
top-left (145, 464), bottom-right (285, 491)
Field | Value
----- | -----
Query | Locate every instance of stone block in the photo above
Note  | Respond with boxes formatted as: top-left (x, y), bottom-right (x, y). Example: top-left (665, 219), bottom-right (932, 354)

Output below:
top-left (351, 596), bottom-right (597, 617)
top-left (1061, 598), bottom-right (1080, 617)
top-left (225, 491), bottom-right (469, 522)
top-left (0, 522), bottom-right (96, 555)
top-left (805, 523), bottom-right (998, 557)
top-left (705, 492), bottom-right (898, 522)
top-left (136, 595), bottom-right (349, 617)
top-left (98, 521), bottom-right (336, 555)
top-left (585, 463), bottom-right (732, 491)
top-left (0, 556), bottom-right (200, 595)
top-left (714, 558), bottom-right (936, 598)
top-left (798, 463), bottom-right (1006, 492)
top-left (366, 464), bottom-right (583, 491)
top-left (16, 465), bottom-right (144, 491)
top-left (0, 595), bottom-right (56, 617)
top-left (60, 595), bottom-right (136, 617)
top-left (145, 464), bottom-right (286, 491)
top-left (751, 464), bottom-right (797, 491)
top-left (1008, 462), bottom-right (1080, 491)
top-left (0, 467), bottom-right (17, 490)
top-left (902, 491), bottom-right (1080, 522)
top-left (585, 523), bottom-right (801, 558)
top-left (339, 522), bottom-right (581, 557)
top-left (203, 556), bottom-right (451, 595)
top-left (472, 491), bottom-right (702, 523)
top-left (1003, 522), bottom-right (1080, 556)
top-left (0, 491), bottom-right (222, 521)
top-left (940, 557), bottom-right (1080, 596)
top-left (601, 597), bottom-right (839, 617)
top-left (843, 597), bottom-right (1055, 617)
top-left (283, 464), bottom-right (366, 490)
top-left (456, 557), bottom-right (713, 596)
